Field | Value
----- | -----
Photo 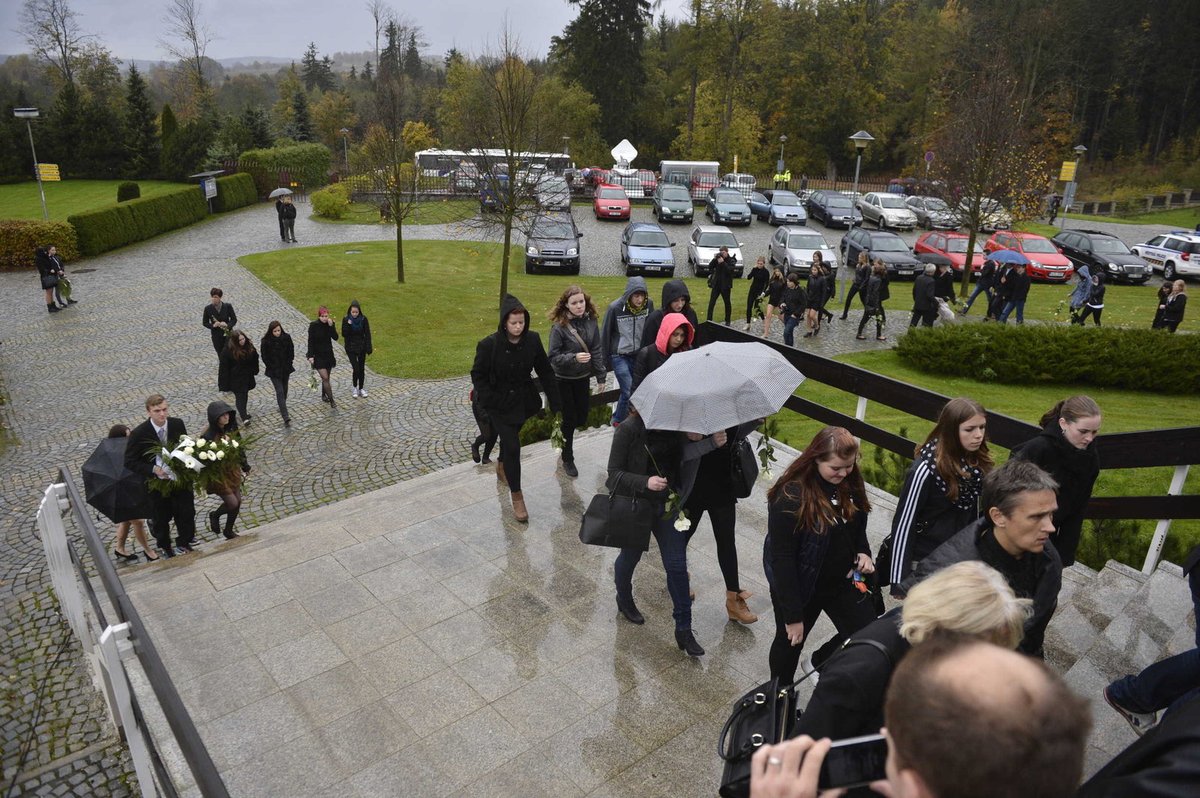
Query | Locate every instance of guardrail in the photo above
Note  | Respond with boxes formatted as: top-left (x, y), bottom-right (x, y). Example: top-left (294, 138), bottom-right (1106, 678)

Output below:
top-left (698, 323), bottom-right (1199, 573)
top-left (35, 468), bottom-right (229, 798)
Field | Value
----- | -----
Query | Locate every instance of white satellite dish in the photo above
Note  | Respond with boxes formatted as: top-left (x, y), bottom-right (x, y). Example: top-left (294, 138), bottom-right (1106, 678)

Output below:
top-left (610, 139), bottom-right (638, 173)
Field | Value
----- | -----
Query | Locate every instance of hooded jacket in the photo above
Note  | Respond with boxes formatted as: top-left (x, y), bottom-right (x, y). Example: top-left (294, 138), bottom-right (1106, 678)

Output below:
top-left (1010, 420), bottom-right (1100, 567)
top-left (341, 300), bottom-right (373, 355)
top-left (470, 294), bottom-right (561, 425)
top-left (548, 310), bottom-right (606, 383)
top-left (632, 312), bottom-right (693, 392)
top-left (641, 279), bottom-right (698, 347)
top-left (900, 516), bottom-right (1062, 658)
top-left (602, 276), bottom-right (654, 358)
top-left (1069, 263), bottom-right (1091, 308)
top-left (197, 400), bottom-right (248, 492)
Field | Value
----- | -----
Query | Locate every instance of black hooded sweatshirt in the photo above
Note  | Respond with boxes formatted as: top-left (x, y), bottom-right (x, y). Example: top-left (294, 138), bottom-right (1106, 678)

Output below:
top-left (470, 294), bottom-right (561, 425)
top-left (1010, 419), bottom-right (1100, 566)
top-left (641, 279), bottom-right (699, 347)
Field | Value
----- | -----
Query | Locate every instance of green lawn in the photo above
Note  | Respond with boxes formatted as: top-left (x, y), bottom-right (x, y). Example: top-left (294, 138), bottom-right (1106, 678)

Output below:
top-left (0, 179), bottom-right (192, 220)
top-left (308, 199), bottom-right (478, 226)
top-left (1065, 206), bottom-right (1200, 227)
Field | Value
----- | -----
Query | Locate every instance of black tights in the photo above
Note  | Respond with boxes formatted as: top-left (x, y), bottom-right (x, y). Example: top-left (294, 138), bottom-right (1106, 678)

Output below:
top-left (210, 491), bottom-right (241, 535)
top-left (233, 390), bottom-right (249, 421)
top-left (685, 502), bottom-right (741, 592)
top-left (347, 351), bottom-right (367, 389)
top-left (316, 368), bottom-right (333, 402)
top-left (857, 307), bottom-right (886, 338)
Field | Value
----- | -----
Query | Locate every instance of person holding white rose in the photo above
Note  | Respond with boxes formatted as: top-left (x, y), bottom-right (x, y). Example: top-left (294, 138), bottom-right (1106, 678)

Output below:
top-left (198, 400), bottom-right (250, 540)
top-left (606, 403), bottom-right (727, 658)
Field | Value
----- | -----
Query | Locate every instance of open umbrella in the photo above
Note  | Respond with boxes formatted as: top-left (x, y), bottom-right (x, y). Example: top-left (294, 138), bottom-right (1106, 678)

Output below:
top-left (268, 187), bottom-right (293, 198)
top-left (988, 248), bottom-right (1029, 265)
top-left (82, 437), bottom-right (153, 524)
top-left (630, 342), bottom-right (805, 435)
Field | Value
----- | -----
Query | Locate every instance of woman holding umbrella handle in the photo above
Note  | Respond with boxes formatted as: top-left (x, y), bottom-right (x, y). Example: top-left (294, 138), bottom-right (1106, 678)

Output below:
top-left (108, 425), bottom-right (158, 562)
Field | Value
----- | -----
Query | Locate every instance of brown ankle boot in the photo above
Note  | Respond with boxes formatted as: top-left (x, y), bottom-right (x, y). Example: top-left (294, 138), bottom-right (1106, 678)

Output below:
top-left (726, 590), bottom-right (758, 624)
top-left (496, 461), bottom-right (507, 486)
top-left (511, 491), bottom-right (528, 522)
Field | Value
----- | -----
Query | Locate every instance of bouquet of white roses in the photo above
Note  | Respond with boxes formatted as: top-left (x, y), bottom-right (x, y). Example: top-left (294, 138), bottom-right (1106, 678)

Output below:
top-left (146, 434), bottom-right (244, 496)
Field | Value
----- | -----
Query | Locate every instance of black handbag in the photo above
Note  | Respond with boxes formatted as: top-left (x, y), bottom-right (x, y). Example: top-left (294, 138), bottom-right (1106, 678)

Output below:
top-left (579, 491), bottom-right (654, 551)
top-left (40, 273), bottom-right (59, 289)
top-left (730, 437), bottom-right (759, 499)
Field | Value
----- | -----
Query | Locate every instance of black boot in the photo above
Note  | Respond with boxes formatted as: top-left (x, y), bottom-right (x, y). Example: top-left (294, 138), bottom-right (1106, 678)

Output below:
top-left (48, 303), bottom-right (60, 313)
top-left (616, 594), bottom-right (644, 625)
top-left (223, 509), bottom-right (240, 539)
top-left (675, 629), bottom-right (705, 657)
top-left (208, 509), bottom-right (222, 537)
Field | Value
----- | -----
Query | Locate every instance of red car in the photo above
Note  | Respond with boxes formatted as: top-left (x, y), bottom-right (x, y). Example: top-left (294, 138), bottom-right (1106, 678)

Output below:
top-left (593, 184), bottom-right (631, 220)
top-left (984, 231), bottom-right (1075, 282)
top-left (914, 231), bottom-right (985, 274)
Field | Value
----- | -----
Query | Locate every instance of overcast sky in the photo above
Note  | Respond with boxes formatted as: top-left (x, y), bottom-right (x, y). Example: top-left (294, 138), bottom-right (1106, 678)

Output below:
top-left (1, 0), bottom-right (689, 63)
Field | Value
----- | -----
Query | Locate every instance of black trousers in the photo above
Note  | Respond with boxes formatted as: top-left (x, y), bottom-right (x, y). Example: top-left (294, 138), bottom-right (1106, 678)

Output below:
top-left (493, 418), bottom-right (524, 492)
top-left (150, 489), bottom-right (196, 550)
top-left (283, 218), bottom-right (296, 240)
top-left (558, 377), bottom-right (590, 462)
top-left (707, 285), bottom-right (732, 324)
top-left (768, 584), bottom-right (878, 684)
top-left (857, 306), bottom-right (886, 337)
top-left (842, 283), bottom-right (866, 317)
top-left (277, 216), bottom-right (287, 240)
top-left (347, 351), bottom-right (367, 389)
top-left (909, 309), bottom-right (936, 327)
top-left (1076, 306), bottom-right (1103, 326)
top-left (685, 501), bottom-right (740, 592)
top-left (233, 390), bottom-right (250, 421)
top-left (745, 290), bottom-right (759, 325)
top-left (270, 376), bottom-right (289, 421)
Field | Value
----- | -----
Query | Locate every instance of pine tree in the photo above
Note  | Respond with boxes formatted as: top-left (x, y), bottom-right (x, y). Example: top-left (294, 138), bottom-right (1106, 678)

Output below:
top-left (159, 103), bottom-right (178, 176)
top-left (348, 64), bottom-right (357, 81)
top-left (241, 105), bottom-right (273, 149)
top-left (124, 64), bottom-right (160, 178)
top-left (301, 42), bottom-right (321, 90)
top-left (288, 90), bottom-right (313, 141)
top-left (362, 61), bottom-right (373, 82)
top-left (46, 83), bottom-right (86, 173)
top-left (403, 32), bottom-right (422, 80)
top-left (379, 22), bottom-right (400, 80)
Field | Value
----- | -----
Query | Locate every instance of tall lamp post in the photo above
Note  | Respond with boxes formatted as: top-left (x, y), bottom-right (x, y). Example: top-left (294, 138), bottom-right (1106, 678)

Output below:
top-left (849, 130), bottom-right (874, 210)
top-left (14, 108), bottom-right (48, 221)
top-left (339, 128), bottom-right (350, 175)
top-left (1061, 143), bottom-right (1087, 230)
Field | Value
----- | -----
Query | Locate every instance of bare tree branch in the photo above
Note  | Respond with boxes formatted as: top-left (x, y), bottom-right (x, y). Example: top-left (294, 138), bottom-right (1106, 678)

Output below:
top-left (159, 0), bottom-right (214, 95)
top-left (21, 0), bottom-right (92, 86)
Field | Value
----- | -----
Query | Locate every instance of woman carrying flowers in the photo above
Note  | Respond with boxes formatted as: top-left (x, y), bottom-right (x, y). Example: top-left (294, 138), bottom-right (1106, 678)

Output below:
top-left (306, 306), bottom-right (339, 407)
top-left (198, 400), bottom-right (250, 539)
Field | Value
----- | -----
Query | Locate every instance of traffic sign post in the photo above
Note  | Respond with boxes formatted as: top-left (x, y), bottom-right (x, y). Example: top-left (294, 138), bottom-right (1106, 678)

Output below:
top-left (37, 163), bottom-right (61, 182)
top-left (924, 150), bottom-right (934, 179)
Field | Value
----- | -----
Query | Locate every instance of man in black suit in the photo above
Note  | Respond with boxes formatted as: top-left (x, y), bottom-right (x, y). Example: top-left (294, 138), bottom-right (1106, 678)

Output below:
top-left (202, 287), bottom-right (237, 357)
top-left (910, 264), bottom-right (937, 327)
top-left (124, 394), bottom-right (196, 557)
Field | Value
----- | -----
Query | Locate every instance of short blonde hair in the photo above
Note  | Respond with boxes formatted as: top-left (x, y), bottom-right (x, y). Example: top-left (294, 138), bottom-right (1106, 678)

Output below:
top-left (901, 561), bottom-right (1030, 649)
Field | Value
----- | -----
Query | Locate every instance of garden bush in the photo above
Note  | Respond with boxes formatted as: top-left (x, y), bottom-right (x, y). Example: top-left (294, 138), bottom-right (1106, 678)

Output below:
top-left (520, 403), bottom-right (613, 446)
top-left (212, 173), bottom-right (258, 213)
top-left (311, 183), bottom-right (351, 219)
top-left (117, 181), bottom-right (141, 202)
top-left (0, 220), bottom-right (79, 270)
top-left (68, 186), bottom-right (207, 257)
top-left (896, 325), bottom-right (1200, 394)
top-left (238, 143), bottom-right (332, 196)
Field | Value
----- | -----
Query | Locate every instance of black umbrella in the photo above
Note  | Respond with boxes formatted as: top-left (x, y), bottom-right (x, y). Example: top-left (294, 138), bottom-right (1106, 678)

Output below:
top-left (82, 437), bottom-right (153, 524)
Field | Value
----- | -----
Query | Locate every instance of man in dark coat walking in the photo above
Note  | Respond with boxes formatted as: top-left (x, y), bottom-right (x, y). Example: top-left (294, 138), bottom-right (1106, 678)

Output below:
top-left (202, 288), bottom-right (237, 355)
top-left (998, 262), bottom-right (1032, 324)
top-left (124, 394), bottom-right (196, 557)
top-left (910, 264), bottom-right (937, 327)
top-left (706, 246), bottom-right (737, 324)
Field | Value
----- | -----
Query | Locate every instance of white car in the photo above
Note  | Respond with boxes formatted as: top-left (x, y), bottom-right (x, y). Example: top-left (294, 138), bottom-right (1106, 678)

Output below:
top-left (687, 225), bottom-right (745, 278)
top-left (767, 226), bottom-right (838, 278)
top-left (1131, 231), bottom-right (1200, 280)
top-left (857, 192), bottom-right (918, 231)
top-left (959, 197), bottom-right (1012, 231)
top-left (720, 172), bottom-right (757, 200)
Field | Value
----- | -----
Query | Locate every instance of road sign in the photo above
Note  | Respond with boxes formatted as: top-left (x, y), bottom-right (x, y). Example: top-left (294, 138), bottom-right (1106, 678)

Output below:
top-left (1059, 161), bottom-right (1077, 182)
top-left (36, 163), bottom-right (60, 182)
top-left (924, 150), bottom-right (935, 164)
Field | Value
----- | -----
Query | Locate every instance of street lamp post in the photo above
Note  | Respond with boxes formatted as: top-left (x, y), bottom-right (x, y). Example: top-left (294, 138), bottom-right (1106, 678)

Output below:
top-left (849, 129), bottom-right (874, 219)
top-left (778, 134), bottom-right (787, 165)
top-left (14, 108), bottom-right (48, 221)
top-left (339, 128), bottom-right (350, 174)
top-left (1061, 144), bottom-right (1087, 230)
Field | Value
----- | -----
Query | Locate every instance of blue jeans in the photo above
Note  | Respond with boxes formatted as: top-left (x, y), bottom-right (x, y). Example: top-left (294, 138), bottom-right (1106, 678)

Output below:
top-left (963, 282), bottom-right (992, 312)
top-left (783, 315), bottom-right (801, 346)
top-left (614, 513), bottom-right (692, 631)
top-left (1107, 648), bottom-right (1200, 716)
top-left (999, 299), bottom-right (1025, 323)
top-left (611, 353), bottom-right (635, 424)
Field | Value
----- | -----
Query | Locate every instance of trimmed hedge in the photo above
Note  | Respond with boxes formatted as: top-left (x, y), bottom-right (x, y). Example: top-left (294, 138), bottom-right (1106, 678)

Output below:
top-left (212, 173), bottom-right (258, 213)
top-left (311, 182), bottom-right (351, 219)
top-left (895, 324), bottom-right (1200, 395)
top-left (68, 186), bottom-right (208, 257)
top-left (0, 220), bottom-right (80, 270)
top-left (239, 143), bottom-right (331, 196)
top-left (117, 181), bottom-right (141, 202)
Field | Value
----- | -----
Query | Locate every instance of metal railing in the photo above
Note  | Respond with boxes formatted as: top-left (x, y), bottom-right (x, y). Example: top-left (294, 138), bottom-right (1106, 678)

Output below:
top-left (699, 323), bottom-right (1199, 573)
top-left (35, 469), bottom-right (229, 798)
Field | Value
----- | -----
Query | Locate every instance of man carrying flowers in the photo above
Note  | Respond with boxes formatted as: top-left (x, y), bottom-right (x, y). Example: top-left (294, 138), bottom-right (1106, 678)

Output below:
top-left (124, 394), bottom-right (197, 558)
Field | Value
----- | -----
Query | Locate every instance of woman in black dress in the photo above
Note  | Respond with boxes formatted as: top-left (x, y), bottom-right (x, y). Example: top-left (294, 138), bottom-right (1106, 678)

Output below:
top-left (341, 300), bottom-right (373, 398)
top-left (219, 329), bottom-right (260, 424)
top-left (260, 321), bottom-right (295, 427)
top-left (745, 256), bottom-right (769, 330)
top-left (306, 306), bottom-right (339, 407)
top-left (762, 267), bottom-right (786, 338)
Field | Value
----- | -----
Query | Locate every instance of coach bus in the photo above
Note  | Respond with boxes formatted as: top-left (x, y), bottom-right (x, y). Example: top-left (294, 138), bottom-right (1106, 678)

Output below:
top-left (414, 149), bottom-right (574, 177)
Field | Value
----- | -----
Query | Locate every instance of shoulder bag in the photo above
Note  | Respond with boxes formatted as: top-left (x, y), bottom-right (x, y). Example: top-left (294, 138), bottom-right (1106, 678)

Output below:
top-left (729, 437), bottom-right (759, 499)
top-left (578, 491), bottom-right (653, 551)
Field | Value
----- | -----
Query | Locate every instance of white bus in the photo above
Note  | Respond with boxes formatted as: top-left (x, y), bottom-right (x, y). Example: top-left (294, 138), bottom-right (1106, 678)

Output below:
top-left (415, 149), bottom-right (574, 177)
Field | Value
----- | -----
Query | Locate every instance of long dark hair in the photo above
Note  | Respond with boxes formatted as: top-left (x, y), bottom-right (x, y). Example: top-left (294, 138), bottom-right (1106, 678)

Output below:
top-left (261, 320), bottom-right (285, 350)
top-left (920, 397), bottom-right (993, 501)
top-left (225, 328), bottom-right (256, 360)
top-left (767, 426), bottom-right (870, 533)
top-left (1039, 395), bottom-right (1101, 428)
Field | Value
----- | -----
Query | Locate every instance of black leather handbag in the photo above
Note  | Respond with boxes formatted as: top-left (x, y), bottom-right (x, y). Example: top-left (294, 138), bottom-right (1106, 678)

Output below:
top-left (579, 491), bottom-right (654, 551)
top-left (730, 437), bottom-right (759, 499)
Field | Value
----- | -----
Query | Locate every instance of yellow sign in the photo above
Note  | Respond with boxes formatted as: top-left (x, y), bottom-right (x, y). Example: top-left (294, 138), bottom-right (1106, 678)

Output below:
top-left (1058, 161), bottom-right (1077, 182)
top-left (37, 163), bottom-right (61, 182)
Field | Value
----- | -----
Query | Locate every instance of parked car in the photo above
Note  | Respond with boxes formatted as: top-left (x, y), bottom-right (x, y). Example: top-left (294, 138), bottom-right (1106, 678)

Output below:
top-left (524, 212), bottom-right (582, 275)
top-left (652, 183), bottom-right (695, 223)
top-left (806, 189), bottom-right (862, 228)
top-left (691, 171), bottom-right (720, 199)
top-left (840, 226), bottom-right (924, 279)
top-left (592, 184), bottom-right (631, 220)
top-left (1131, 231), bottom-right (1200, 280)
top-left (687, 225), bottom-right (745, 277)
top-left (621, 221), bottom-right (676, 277)
top-left (720, 172), bottom-right (757, 200)
top-left (479, 172), bottom-right (509, 213)
top-left (1051, 229), bottom-right (1150, 285)
top-left (905, 195), bottom-right (959, 230)
top-left (984, 231), bottom-right (1074, 282)
top-left (636, 169), bottom-right (658, 197)
top-left (454, 162), bottom-right (481, 193)
top-left (753, 189), bottom-right (808, 225)
top-left (958, 197), bottom-right (1012, 231)
top-left (705, 187), bottom-right (752, 226)
top-left (857, 191), bottom-right (918, 231)
top-left (768, 226), bottom-right (838, 279)
top-left (536, 176), bottom-right (572, 212)
top-left (914, 231), bottom-right (986, 274)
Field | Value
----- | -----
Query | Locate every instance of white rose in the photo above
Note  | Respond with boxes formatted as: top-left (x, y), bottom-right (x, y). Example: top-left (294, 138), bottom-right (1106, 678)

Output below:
top-left (195, 437), bottom-right (206, 446)
top-left (230, 440), bottom-right (239, 448)
top-left (184, 446), bottom-right (194, 455)
top-left (200, 451), bottom-right (211, 461)
top-left (216, 450), bottom-right (226, 459)
top-left (760, 468), bottom-right (774, 483)
top-left (673, 514), bottom-right (691, 532)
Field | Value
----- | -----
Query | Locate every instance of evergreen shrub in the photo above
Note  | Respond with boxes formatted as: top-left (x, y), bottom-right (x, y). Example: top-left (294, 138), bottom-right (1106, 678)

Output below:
top-left (239, 143), bottom-right (331, 196)
top-left (311, 183), bottom-right (351, 219)
top-left (0, 221), bottom-right (79, 270)
top-left (895, 325), bottom-right (1200, 394)
top-left (520, 403), bottom-right (613, 446)
top-left (117, 181), bottom-right (141, 202)
top-left (68, 186), bottom-right (207, 256)
top-left (212, 173), bottom-right (258, 212)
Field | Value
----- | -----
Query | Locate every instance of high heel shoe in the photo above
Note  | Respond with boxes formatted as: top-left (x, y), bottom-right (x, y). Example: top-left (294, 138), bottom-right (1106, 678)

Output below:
top-left (143, 550), bottom-right (160, 562)
top-left (675, 629), bottom-right (705, 657)
top-left (113, 548), bottom-right (138, 563)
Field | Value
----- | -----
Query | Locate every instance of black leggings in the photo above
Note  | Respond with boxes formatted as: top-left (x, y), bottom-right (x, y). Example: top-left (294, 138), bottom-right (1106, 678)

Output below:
top-left (685, 502), bottom-right (740, 592)
top-left (494, 418), bottom-right (523, 492)
top-left (768, 584), bottom-right (878, 684)
top-left (347, 351), bottom-right (367, 389)
top-left (842, 283), bottom-right (864, 317)
top-left (857, 306), bottom-right (886, 337)
top-left (233, 390), bottom-right (250, 421)
top-left (1076, 306), bottom-right (1103, 326)
top-left (707, 285), bottom-right (732, 323)
top-left (270, 376), bottom-right (290, 421)
top-left (558, 377), bottom-right (590, 462)
top-left (745, 290), bottom-right (759, 325)
top-left (211, 491), bottom-right (241, 535)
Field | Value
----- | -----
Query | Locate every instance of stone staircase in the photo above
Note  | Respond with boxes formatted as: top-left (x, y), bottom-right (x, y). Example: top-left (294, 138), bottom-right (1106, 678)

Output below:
top-left (1045, 558), bottom-right (1195, 777)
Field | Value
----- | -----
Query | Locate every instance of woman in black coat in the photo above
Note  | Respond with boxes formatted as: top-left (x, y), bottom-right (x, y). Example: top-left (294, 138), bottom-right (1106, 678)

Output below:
top-left (197, 400), bottom-right (250, 539)
top-left (306, 306), bottom-right (339, 407)
top-left (763, 268), bottom-right (786, 337)
top-left (1155, 280), bottom-right (1187, 332)
top-left (856, 261), bottom-right (890, 341)
top-left (470, 294), bottom-right (561, 523)
top-left (744, 256), bottom-right (770, 329)
top-left (260, 321), bottom-right (295, 427)
top-left (341, 299), bottom-right (373, 399)
top-left (219, 329), bottom-right (260, 424)
top-left (804, 263), bottom-right (827, 337)
top-left (1011, 395), bottom-right (1101, 567)
top-left (35, 245), bottom-right (69, 313)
